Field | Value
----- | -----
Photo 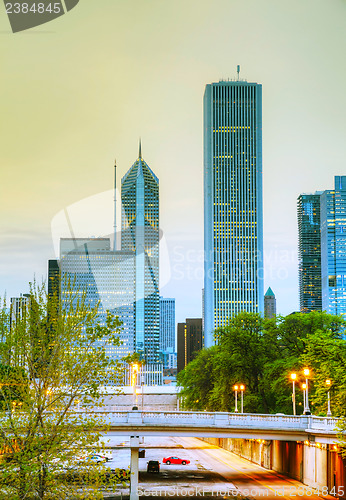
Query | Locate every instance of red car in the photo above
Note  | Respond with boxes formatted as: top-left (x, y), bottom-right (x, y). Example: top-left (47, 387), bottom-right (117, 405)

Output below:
top-left (162, 456), bottom-right (190, 465)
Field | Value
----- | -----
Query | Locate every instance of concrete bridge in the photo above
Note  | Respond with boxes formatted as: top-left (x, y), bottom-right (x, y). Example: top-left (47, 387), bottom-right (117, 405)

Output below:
top-left (82, 410), bottom-right (340, 444)
top-left (76, 409), bottom-right (341, 500)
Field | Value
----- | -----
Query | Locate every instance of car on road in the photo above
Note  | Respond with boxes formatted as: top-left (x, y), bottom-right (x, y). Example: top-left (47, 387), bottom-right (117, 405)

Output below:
top-left (147, 460), bottom-right (160, 473)
top-left (75, 454), bottom-right (108, 465)
top-left (86, 454), bottom-right (108, 463)
top-left (162, 456), bottom-right (190, 465)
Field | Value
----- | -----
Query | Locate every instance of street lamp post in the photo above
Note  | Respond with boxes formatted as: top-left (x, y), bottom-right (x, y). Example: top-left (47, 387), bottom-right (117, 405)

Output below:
top-left (326, 379), bottom-right (332, 417)
top-left (303, 368), bottom-right (311, 415)
top-left (302, 383), bottom-right (307, 413)
top-left (290, 373), bottom-right (297, 415)
top-left (132, 363), bottom-right (139, 409)
top-left (233, 385), bottom-right (238, 413)
top-left (240, 385), bottom-right (245, 413)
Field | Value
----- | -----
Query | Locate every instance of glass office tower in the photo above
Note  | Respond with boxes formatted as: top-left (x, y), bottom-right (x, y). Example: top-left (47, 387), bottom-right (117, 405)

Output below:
top-left (121, 147), bottom-right (160, 366)
top-left (159, 296), bottom-right (175, 352)
top-left (297, 193), bottom-right (322, 312)
top-left (204, 80), bottom-right (264, 347)
top-left (320, 176), bottom-right (346, 317)
top-left (59, 238), bottom-right (136, 362)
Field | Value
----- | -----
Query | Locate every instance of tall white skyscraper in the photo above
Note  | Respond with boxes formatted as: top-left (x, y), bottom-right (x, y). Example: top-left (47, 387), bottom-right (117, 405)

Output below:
top-left (204, 78), bottom-right (264, 347)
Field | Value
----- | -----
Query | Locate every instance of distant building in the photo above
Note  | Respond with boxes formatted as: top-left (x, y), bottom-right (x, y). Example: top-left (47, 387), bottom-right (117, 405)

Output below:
top-left (264, 287), bottom-right (276, 319)
top-left (159, 297), bottom-right (175, 352)
top-left (159, 297), bottom-right (176, 370)
top-left (298, 176), bottom-right (346, 318)
top-left (204, 77), bottom-right (264, 348)
top-left (162, 349), bottom-right (177, 370)
top-left (59, 237), bottom-right (136, 363)
top-left (201, 288), bottom-right (204, 337)
top-left (297, 193), bottom-right (322, 312)
top-left (9, 294), bottom-right (29, 331)
top-left (48, 259), bottom-right (60, 299)
top-left (177, 318), bottom-right (203, 373)
top-left (320, 176), bottom-right (346, 317)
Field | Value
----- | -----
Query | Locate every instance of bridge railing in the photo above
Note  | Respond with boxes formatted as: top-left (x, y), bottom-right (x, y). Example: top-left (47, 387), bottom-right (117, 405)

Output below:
top-left (69, 410), bottom-right (339, 433)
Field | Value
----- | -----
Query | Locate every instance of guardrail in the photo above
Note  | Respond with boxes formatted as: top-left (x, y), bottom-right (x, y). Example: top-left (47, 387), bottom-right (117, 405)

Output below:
top-left (1, 411), bottom-right (340, 436)
top-left (65, 410), bottom-right (340, 434)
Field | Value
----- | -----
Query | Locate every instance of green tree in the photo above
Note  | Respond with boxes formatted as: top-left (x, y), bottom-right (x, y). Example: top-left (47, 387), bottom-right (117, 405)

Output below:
top-left (0, 281), bottom-right (125, 500)
top-left (178, 311), bottom-right (346, 416)
top-left (177, 346), bottom-right (218, 410)
top-left (302, 328), bottom-right (346, 417)
top-left (215, 313), bottom-right (279, 413)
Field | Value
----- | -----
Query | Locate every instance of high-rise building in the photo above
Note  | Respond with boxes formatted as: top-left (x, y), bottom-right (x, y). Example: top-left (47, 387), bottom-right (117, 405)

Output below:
top-left (298, 176), bottom-right (346, 318)
top-left (9, 294), bottom-right (29, 331)
top-left (159, 297), bottom-right (175, 352)
top-left (204, 77), bottom-right (264, 347)
top-left (48, 260), bottom-right (60, 299)
top-left (121, 145), bottom-right (160, 366)
top-left (59, 238), bottom-right (136, 363)
top-left (297, 193), bottom-right (322, 312)
top-left (177, 318), bottom-right (203, 373)
top-left (55, 147), bottom-right (162, 385)
top-left (264, 287), bottom-right (276, 319)
top-left (320, 176), bottom-right (346, 317)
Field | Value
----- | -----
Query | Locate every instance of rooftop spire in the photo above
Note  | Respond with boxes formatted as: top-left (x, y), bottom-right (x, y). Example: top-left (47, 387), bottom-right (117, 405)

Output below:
top-left (113, 157), bottom-right (117, 251)
top-left (139, 138), bottom-right (142, 159)
top-left (265, 287), bottom-right (275, 297)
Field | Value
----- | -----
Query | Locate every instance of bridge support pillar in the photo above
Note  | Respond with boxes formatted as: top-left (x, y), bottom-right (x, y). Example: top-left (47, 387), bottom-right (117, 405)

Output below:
top-left (130, 436), bottom-right (140, 500)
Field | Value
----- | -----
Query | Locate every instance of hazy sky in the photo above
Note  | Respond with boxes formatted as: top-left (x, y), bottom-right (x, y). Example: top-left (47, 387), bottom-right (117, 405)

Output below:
top-left (1, 0), bottom-right (346, 322)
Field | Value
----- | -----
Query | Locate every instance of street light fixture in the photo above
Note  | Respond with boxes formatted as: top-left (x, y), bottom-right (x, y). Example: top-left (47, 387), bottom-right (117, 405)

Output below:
top-left (290, 373), bottom-right (297, 415)
top-left (132, 363), bottom-right (139, 409)
top-left (233, 385), bottom-right (239, 413)
top-left (303, 368), bottom-right (311, 415)
top-left (302, 383), bottom-right (307, 413)
top-left (240, 385), bottom-right (245, 414)
top-left (326, 379), bottom-right (332, 417)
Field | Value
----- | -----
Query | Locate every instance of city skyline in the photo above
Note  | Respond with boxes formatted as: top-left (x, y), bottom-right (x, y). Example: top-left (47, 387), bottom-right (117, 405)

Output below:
top-left (1, 0), bottom-right (346, 323)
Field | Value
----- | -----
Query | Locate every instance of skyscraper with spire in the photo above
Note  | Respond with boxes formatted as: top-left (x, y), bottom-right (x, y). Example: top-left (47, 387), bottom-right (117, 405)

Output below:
top-left (121, 143), bottom-right (160, 372)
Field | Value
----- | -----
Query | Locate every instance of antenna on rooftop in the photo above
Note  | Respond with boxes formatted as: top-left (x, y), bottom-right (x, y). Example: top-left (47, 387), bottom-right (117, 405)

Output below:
top-left (237, 65), bottom-right (240, 81)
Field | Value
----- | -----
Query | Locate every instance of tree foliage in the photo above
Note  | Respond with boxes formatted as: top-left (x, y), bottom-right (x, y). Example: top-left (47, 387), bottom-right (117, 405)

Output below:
top-left (0, 281), bottom-right (125, 500)
top-left (178, 311), bottom-right (346, 417)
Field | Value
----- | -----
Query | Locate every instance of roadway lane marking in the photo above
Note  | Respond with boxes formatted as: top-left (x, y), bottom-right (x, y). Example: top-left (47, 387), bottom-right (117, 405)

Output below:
top-left (203, 448), bottom-right (300, 500)
top-left (174, 437), bottom-right (306, 497)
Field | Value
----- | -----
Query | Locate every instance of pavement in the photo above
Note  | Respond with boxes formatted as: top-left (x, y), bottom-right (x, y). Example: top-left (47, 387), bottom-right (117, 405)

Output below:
top-left (97, 435), bottom-right (335, 500)
top-left (99, 435), bottom-right (241, 498)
